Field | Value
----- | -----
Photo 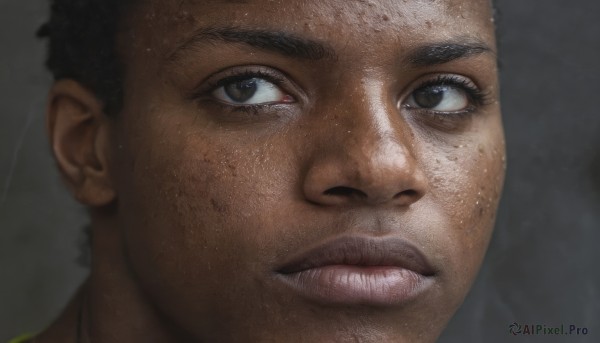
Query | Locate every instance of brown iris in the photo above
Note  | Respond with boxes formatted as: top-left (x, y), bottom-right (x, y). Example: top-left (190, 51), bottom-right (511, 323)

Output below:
top-left (224, 78), bottom-right (258, 103)
top-left (412, 86), bottom-right (446, 109)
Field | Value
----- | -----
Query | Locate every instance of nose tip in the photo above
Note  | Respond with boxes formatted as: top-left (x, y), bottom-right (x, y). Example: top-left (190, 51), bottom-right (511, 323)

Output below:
top-left (302, 147), bottom-right (428, 208)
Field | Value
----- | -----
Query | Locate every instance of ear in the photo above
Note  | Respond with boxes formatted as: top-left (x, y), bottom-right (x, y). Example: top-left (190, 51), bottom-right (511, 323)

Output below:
top-left (47, 79), bottom-right (116, 206)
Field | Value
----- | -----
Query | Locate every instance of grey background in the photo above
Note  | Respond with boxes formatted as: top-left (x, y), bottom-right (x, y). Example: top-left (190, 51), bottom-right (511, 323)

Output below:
top-left (1, 1), bottom-right (598, 342)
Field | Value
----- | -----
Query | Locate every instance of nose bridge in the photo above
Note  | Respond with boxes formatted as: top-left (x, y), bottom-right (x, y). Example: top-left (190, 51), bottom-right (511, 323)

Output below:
top-left (340, 77), bottom-right (393, 132)
top-left (340, 87), bottom-right (417, 192)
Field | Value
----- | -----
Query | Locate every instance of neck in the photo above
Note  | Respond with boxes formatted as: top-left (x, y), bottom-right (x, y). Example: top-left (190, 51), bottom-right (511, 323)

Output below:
top-left (36, 213), bottom-right (188, 343)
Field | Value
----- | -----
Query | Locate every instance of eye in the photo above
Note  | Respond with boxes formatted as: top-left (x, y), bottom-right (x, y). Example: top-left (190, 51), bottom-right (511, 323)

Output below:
top-left (406, 84), bottom-right (469, 112)
top-left (212, 77), bottom-right (294, 105)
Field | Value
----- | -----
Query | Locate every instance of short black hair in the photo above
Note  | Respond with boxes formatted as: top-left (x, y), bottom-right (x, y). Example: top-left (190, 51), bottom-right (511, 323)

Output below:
top-left (38, 0), bottom-right (129, 115)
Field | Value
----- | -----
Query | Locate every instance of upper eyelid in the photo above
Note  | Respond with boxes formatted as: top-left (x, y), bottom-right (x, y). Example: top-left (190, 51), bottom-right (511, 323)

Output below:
top-left (412, 74), bottom-right (480, 91)
top-left (411, 75), bottom-right (491, 101)
top-left (203, 66), bottom-right (290, 87)
top-left (195, 67), bottom-right (491, 107)
top-left (191, 66), bottom-right (304, 102)
top-left (208, 71), bottom-right (284, 92)
top-left (202, 70), bottom-right (302, 109)
top-left (400, 73), bottom-right (493, 113)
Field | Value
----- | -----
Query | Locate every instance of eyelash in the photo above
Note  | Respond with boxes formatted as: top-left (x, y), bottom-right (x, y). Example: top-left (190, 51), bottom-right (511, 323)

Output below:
top-left (193, 68), bottom-right (289, 115)
top-left (195, 69), bottom-right (491, 117)
top-left (409, 74), bottom-right (491, 109)
top-left (208, 69), bottom-right (286, 91)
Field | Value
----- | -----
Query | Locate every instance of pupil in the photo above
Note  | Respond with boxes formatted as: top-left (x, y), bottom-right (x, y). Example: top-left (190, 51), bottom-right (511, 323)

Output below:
top-left (225, 79), bottom-right (258, 103)
top-left (414, 86), bottom-right (445, 108)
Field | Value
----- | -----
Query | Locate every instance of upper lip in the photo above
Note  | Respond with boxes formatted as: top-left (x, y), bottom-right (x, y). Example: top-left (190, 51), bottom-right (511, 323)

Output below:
top-left (276, 236), bottom-right (435, 276)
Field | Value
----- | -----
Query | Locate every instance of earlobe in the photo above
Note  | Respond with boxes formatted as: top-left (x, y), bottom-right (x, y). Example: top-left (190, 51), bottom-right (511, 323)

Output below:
top-left (47, 80), bottom-right (117, 207)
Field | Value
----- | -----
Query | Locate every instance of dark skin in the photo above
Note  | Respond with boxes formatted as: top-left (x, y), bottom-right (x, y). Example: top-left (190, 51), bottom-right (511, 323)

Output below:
top-left (36, 0), bottom-right (505, 342)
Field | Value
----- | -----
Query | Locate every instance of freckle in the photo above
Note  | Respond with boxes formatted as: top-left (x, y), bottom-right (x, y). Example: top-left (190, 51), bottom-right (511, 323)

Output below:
top-left (426, 20), bottom-right (432, 29)
top-left (210, 198), bottom-right (227, 214)
top-left (382, 14), bottom-right (389, 21)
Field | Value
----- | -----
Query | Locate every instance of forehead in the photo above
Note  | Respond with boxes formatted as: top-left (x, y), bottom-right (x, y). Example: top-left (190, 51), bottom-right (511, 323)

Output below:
top-left (132, 0), bottom-right (493, 21)
top-left (122, 0), bottom-right (496, 58)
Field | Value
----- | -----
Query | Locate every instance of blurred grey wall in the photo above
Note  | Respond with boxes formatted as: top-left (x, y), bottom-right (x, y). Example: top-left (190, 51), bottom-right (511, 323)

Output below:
top-left (1, 1), bottom-right (598, 342)
top-left (0, 1), bottom-right (88, 341)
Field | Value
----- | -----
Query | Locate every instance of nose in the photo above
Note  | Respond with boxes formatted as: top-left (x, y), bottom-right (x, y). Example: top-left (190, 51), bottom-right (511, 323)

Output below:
top-left (302, 92), bottom-right (428, 208)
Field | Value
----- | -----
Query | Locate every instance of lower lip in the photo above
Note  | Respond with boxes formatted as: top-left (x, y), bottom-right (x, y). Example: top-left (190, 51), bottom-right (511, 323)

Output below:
top-left (277, 265), bottom-right (431, 306)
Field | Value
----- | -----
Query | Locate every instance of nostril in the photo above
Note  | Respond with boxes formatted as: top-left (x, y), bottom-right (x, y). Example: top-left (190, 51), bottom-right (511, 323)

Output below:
top-left (324, 186), bottom-right (368, 199)
top-left (393, 189), bottom-right (420, 200)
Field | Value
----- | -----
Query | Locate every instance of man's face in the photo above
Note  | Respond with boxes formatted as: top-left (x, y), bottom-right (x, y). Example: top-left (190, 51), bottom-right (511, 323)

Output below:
top-left (111, 0), bottom-right (504, 341)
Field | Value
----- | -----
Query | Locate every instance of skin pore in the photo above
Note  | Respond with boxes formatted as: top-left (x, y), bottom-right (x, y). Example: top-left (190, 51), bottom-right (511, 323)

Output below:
top-left (38, 0), bottom-right (505, 342)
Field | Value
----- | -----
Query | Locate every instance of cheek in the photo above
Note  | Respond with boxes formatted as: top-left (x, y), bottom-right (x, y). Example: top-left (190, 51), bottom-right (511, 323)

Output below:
top-left (121, 135), bottom-right (269, 265)
top-left (114, 121), bottom-right (296, 328)
top-left (422, 125), bottom-right (505, 284)
top-left (433, 142), bottom-right (504, 234)
top-left (119, 136), bottom-right (240, 274)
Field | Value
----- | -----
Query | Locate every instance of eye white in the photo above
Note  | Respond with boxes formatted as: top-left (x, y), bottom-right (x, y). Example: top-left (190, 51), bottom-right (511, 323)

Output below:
top-left (406, 85), bottom-right (469, 112)
top-left (213, 78), bottom-right (286, 105)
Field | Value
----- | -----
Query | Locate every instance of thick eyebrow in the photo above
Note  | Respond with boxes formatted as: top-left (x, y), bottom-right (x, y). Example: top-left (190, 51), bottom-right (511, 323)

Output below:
top-left (168, 26), bottom-right (336, 63)
top-left (407, 41), bottom-right (494, 66)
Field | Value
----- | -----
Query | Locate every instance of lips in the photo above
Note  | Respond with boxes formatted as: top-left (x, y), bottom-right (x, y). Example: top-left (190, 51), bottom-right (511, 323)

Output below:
top-left (275, 236), bottom-right (435, 306)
